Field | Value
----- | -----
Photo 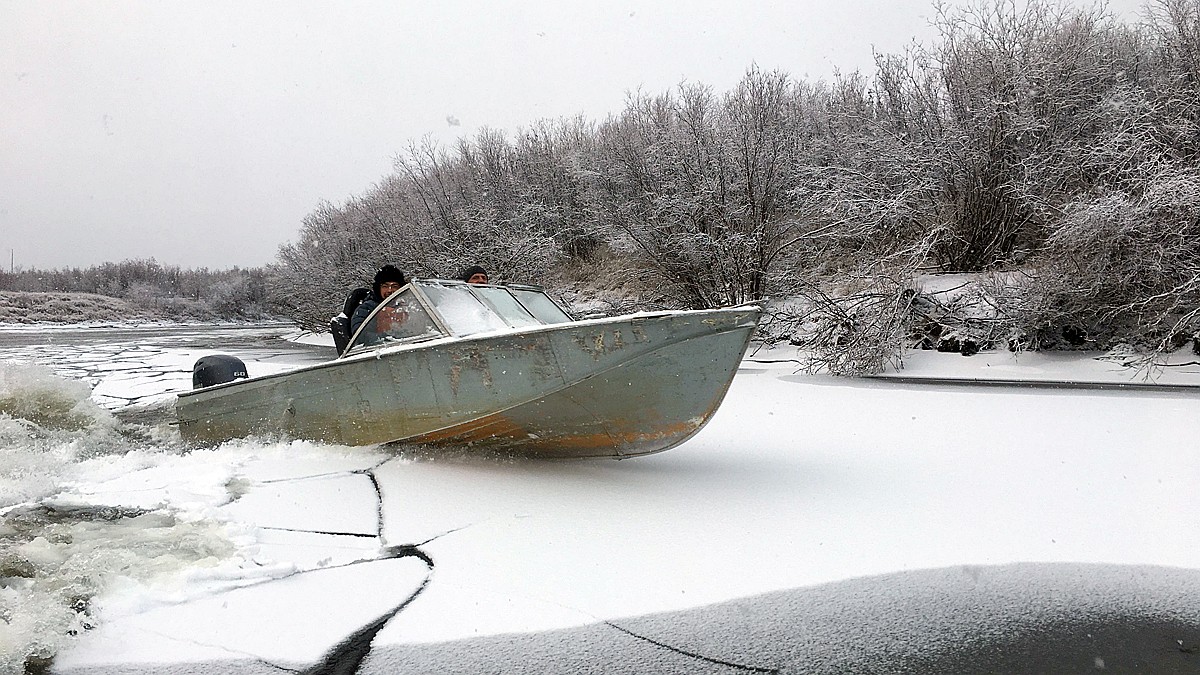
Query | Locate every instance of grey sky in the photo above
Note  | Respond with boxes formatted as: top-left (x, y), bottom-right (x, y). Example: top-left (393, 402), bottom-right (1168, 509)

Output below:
top-left (0, 1), bottom-right (1143, 271)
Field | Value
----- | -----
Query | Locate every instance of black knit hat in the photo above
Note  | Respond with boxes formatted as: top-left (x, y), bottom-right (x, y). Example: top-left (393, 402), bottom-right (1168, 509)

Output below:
top-left (456, 265), bottom-right (488, 282)
top-left (372, 265), bottom-right (406, 298)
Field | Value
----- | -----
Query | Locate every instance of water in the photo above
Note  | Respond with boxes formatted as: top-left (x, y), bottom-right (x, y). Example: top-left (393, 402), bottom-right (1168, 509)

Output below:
top-left (0, 323), bottom-right (329, 409)
top-left (0, 323), bottom-right (328, 674)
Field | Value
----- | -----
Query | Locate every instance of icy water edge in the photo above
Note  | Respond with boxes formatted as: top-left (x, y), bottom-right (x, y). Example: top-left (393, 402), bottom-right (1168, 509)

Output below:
top-left (0, 324), bottom-right (330, 673)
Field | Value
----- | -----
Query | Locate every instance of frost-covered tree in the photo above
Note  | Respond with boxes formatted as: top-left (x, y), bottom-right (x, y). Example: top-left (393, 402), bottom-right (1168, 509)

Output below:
top-left (1003, 168), bottom-right (1200, 352)
top-left (591, 68), bottom-right (807, 309)
top-left (264, 0), bottom-right (1200, 360)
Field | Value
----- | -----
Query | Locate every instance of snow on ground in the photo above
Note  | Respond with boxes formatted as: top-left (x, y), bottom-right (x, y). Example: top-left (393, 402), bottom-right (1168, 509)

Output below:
top-left (892, 342), bottom-right (1200, 385)
top-left (1, 324), bottom-right (1199, 673)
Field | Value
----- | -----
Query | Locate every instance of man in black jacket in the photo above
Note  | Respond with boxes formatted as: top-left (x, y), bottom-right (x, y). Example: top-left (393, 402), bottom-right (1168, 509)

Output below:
top-left (350, 265), bottom-right (407, 339)
top-left (329, 265), bottom-right (406, 355)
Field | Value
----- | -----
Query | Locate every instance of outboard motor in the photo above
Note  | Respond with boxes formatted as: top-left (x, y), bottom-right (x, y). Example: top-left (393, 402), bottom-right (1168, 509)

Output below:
top-left (192, 355), bottom-right (249, 389)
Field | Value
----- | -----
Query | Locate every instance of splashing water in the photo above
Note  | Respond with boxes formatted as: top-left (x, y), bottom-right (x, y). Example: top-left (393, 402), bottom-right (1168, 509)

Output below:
top-left (0, 364), bottom-right (131, 509)
top-left (0, 362), bottom-right (240, 674)
top-left (0, 506), bottom-right (237, 673)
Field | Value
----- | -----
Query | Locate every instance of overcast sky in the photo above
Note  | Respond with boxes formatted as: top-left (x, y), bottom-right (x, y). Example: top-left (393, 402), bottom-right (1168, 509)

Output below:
top-left (0, 1), bottom-right (1144, 271)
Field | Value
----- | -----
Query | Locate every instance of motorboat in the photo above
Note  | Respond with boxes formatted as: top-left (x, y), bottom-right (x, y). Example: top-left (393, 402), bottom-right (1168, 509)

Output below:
top-left (176, 280), bottom-right (761, 459)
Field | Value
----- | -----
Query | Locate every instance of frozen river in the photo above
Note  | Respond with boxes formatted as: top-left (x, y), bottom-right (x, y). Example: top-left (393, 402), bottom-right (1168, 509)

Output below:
top-left (0, 322), bottom-right (329, 409)
top-left (1, 323), bottom-right (1199, 674)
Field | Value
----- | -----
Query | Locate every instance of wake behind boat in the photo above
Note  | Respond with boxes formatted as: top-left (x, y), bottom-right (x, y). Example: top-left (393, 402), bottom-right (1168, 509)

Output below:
top-left (176, 280), bottom-right (761, 459)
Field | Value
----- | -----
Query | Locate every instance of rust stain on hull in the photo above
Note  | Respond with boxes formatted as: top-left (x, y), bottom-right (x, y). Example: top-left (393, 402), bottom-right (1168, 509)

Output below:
top-left (401, 412), bottom-right (708, 458)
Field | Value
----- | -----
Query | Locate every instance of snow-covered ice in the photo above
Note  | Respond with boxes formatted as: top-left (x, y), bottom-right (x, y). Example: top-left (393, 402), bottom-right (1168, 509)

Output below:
top-left (1, 323), bottom-right (1198, 674)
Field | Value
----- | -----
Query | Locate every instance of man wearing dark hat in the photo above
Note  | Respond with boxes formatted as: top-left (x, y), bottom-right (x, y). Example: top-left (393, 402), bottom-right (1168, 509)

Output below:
top-left (350, 264), bottom-right (407, 336)
top-left (456, 264), bottom-right (489, 285)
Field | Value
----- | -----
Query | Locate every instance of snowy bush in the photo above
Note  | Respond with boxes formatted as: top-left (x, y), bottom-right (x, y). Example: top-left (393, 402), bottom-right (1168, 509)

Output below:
top-left (1002, 170), bottom-right (1200, 353)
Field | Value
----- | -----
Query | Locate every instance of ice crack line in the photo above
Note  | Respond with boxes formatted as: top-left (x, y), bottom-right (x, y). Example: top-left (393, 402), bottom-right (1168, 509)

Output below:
top-left (259, 526), bottom-right (377, 538)
top-left (365, 468), bottom-right (384, 542)
top-left (301, 547), bottom-right (433, 675)
top-left (256, 459), bottom-right (390, 486)
top-left (129, 626), bottom-right (302, 674)
top-left (119, 545), bottom-right (435, 675)
top-left (606, 621), bottom-right (779, 674)
top-left (291, 456), bottom-right (446, 675)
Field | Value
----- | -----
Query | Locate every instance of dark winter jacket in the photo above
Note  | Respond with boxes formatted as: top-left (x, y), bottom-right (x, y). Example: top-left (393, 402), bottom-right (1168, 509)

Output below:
top-left (330, 287), bottom-right (370, 355)
top-left (349, 295), bottom-right (381, 337)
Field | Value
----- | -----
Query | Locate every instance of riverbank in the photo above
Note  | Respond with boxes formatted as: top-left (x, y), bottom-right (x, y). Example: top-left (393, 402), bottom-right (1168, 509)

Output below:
top-left (0, 291), bottom-right (284, 325)
top-left (0, 291), bottom-right (154, 324)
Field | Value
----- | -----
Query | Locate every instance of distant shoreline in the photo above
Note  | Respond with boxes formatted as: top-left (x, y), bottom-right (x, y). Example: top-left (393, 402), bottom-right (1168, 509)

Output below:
top-left (0, 290), bottom-right (286, 325)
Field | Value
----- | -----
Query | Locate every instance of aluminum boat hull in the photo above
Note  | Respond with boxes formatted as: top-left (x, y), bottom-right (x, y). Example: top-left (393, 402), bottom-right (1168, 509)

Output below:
top-left (176, 305), bottom-right (760, 459)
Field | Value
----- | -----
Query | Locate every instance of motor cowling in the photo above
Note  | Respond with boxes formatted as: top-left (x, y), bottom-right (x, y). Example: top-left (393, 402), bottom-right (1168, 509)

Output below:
top-left (192, 355), bottom-right (249, 389)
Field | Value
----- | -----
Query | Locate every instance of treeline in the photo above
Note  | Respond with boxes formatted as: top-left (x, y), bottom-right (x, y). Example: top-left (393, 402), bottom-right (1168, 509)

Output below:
top-left (0, 259), bottom-right (274, 320)
top-left (271, 0), bottom-right (1200, 371)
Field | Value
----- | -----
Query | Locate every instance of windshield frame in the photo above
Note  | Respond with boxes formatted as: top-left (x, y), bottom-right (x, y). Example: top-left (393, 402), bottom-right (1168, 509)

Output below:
top-left (340, 284), bottom-right (450, 357)
top-left (337, 279), bottom-right (574, 358)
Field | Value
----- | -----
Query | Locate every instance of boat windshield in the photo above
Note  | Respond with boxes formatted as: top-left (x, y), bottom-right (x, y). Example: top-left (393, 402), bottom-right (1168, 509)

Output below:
top-left (470, 287), bottom-right (542, 328)
top-left (345, 287), bottom-right (443, 353)
top-left (341, 280), bottom-right (573, 356)
top-left (418, 281), bottom-right (565, 333)
top-left (419, 284), bottom-right (516, 334)
top-left (509, 287), bottom-right (573, 324)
